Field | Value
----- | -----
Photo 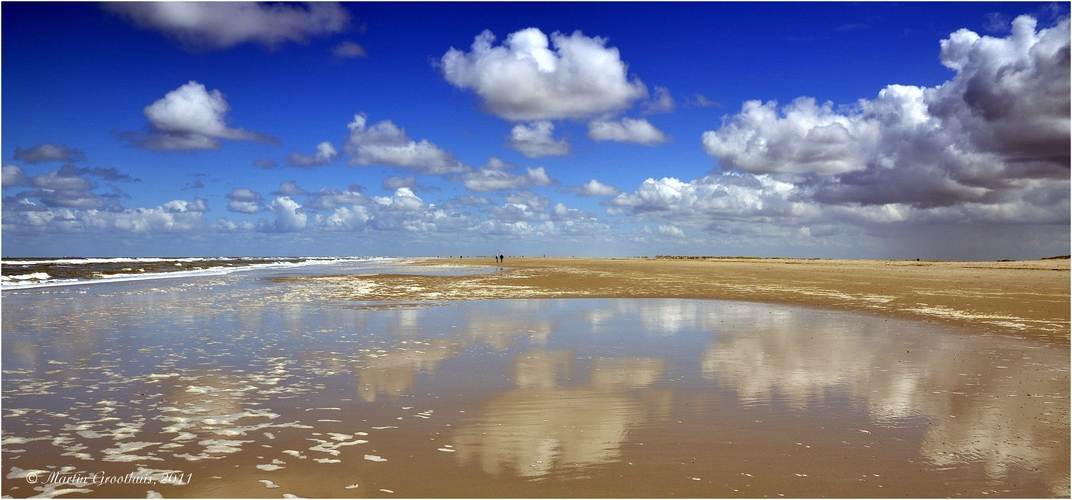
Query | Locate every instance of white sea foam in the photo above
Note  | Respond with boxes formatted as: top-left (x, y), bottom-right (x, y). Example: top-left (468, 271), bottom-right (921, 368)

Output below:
top-left (0, 256), bottom-right (402, 290)
top-left (199, 439), bottom-right (251, 454)
top-left (31, 483), bottom-right (94, 498)
top-left (101, 441), bottom-right (163, 462)
top-left (1, 272), bottom-right (50, 283)
top-left (308, 437), bottom-right (368, 456)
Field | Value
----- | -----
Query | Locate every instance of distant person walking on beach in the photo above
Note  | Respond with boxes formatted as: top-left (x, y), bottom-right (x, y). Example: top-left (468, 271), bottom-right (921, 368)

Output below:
top-left (499, 254), bottom-right (504, 263)
top-left (494, 255), bottom-right (499, 263)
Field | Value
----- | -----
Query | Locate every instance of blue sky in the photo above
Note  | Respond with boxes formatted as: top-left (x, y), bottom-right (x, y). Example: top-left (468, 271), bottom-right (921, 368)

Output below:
top-left (3, 2), bottom-right (1069, 259)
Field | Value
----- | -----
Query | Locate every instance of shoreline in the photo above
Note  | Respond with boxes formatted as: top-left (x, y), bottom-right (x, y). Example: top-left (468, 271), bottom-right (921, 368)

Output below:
top-left (287, 256), bottom-right (1070, 343)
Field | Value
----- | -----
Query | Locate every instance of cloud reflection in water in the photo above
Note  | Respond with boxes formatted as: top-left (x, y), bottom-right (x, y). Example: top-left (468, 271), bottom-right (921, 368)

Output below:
top-left (2, 281), bottom-right (1066, 496)
top-left (452, 349), bottom-right (667, 477)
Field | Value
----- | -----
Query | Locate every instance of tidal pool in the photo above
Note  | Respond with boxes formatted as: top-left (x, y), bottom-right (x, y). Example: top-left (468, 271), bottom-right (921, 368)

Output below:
top-left (2, 273), bottom-right (1068, 498)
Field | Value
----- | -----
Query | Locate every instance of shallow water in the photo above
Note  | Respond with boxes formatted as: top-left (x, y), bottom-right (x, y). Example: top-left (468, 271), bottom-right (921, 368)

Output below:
top-left (2, 271), bottom-right (1068, 498)
top-left (0, 256), bottom-right (487, 290)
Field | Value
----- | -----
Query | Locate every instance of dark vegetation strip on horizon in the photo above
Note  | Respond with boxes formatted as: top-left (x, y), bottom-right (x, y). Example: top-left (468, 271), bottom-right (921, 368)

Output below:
top-left (654, 255), bottom-right (1071, 262)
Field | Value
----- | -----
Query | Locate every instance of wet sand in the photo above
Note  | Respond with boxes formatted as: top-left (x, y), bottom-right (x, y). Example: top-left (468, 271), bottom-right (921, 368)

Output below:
top-left (306, 256), bottom-right (1071, 342)
top-left (3, 259), bottom-right (1069, 498)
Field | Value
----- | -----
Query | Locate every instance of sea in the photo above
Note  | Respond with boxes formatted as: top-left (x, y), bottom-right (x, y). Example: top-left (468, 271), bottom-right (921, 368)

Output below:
top-left (0, 256), bottom-right (468, 291)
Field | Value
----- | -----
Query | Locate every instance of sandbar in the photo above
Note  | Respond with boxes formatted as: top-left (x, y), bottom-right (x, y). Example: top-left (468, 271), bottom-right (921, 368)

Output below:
top-left (290, 256), bottom-right (1070, 342)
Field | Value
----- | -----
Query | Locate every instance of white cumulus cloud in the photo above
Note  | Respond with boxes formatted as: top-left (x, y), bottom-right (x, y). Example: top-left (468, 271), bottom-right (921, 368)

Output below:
top-left (382, 175), bottom-right (418, 190)
top-left (321, 205), bottom-right (372, 230)
top-left (3, 202), bottom-right (208, 234)
top-left (272, 180), bottom-right (309, 197)
top-left (507, 121), bottom-right (571, 158)
top-left (928, 15), bottom-right (1069, 170)
top-left (105, 2), bottom-right (351, 51)
top-left (124, 81), bottom-right (279, 151)
top-left (373, 187), bottom-right (426, 212)
top-left (345, 114), bottom-right (469, 174)
top-left (658, 225), bottom-right (686, 238)
top-left (14, 143), bottom-right (86, 164)
top-left (458, 158), bottom-right (556, 192)
top-left (609, 174), bottom-right (806, 225)
top-left (566, 179), bottom-right (621, 197)
top-left (286, 141), bottom-right (339, 167)
top-left (162, 197), bottom-right (209, 213)
top-left (225, 188), bottom-right (265, 214)
top-left (2, 165), bottom-right (130, 212)
top-left (702, 97), bottom-right (877, 175)
top-left (264, 197), bottom-right (307, 232)
top-left (2, 165), bottom-right (29, 187)
top-left (440, 27), bottom-right (648, 121)
top-left (502, 190), bottom-right (551, 213)
top-left (702, 15), bottom-right (1069, 216)
top-left (642, 86), bottom-right (675, 114)
top-left (587, 118), bottom-right (669, 146)
top-left (304, 186), bottom-right (367, 211)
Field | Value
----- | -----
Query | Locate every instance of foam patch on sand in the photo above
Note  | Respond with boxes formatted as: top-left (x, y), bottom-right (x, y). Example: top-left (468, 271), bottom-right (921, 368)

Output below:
top-left (904, 304), bottom-right (1030, 330)
top-left (308, 437), bottom-right (368, 456)
top-left (101, 441), bottom-right (164, 462)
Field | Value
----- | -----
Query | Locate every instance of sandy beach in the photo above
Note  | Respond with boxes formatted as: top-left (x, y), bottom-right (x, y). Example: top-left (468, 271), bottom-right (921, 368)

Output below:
top-left (295, 256), bottom-right (1071, 343)
top-left (3, 257), bottom-right (1069, 497)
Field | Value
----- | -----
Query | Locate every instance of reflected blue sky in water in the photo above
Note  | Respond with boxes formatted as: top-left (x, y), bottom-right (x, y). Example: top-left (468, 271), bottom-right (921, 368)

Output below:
top-left (2, 277), bottom-right (1068, 497)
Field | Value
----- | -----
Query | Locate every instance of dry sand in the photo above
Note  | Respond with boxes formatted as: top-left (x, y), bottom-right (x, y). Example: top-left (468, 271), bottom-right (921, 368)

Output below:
top-left (294, 256), bottom-right (1070, 343)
